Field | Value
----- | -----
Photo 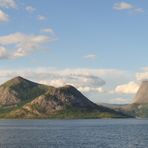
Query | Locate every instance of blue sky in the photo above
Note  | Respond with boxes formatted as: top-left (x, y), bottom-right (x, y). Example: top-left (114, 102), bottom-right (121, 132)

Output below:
top-left (0, 0), bottom-right (148, 104)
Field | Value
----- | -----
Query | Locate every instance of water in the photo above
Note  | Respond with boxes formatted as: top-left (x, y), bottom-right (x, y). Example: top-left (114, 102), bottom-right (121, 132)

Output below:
top-left (0, 119), bottom-right (148, 148)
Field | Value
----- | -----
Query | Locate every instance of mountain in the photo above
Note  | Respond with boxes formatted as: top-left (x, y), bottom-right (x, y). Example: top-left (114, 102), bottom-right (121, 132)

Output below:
top-left (0, 76), bottom-right (131, 119)
top-left (0, 76), bottom-right (49, 106)
top-left (110, 81), bottom-right (148, 118)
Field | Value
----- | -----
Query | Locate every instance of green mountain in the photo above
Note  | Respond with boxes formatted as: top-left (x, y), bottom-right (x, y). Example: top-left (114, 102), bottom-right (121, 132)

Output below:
top-left (0, 76), bottom-right (130, 119)
top-left (0, 76), bottom-right (50, 106)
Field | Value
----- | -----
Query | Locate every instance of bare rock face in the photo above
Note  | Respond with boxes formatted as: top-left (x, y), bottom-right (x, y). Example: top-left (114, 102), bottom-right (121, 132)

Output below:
top-left (0, 87), bottom-right (20, 106)
top-left (23, 85), bottom-right (100, 114)
top-left (134, 81), bottom-right (148, 104)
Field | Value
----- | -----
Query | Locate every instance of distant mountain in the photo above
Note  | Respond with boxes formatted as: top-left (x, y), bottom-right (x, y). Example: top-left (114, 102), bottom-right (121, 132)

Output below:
top-left (0, 76), bottom-right (131, 119)
top-left (110, 81), bottom-right (148, 118)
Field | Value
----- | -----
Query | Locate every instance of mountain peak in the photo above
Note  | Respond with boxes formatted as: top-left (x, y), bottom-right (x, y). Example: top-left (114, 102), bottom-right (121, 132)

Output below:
top-left (13, 76), bottom-right (24, 80)
top-left (1, 76), bottom-right (36, 88)
top-left (10, 76), bottom-right (26, 82)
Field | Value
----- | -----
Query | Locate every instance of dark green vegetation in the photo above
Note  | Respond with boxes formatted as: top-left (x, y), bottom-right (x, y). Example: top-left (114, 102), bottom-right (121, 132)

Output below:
top-left (0, 76), bottom-right (130, 119)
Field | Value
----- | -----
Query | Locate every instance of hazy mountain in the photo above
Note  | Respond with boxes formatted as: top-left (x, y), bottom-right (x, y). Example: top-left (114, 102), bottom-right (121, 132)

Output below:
top-left (0, 76), bottom-right (130, 119)
top-left (109, 81), bottom-right (148, 118)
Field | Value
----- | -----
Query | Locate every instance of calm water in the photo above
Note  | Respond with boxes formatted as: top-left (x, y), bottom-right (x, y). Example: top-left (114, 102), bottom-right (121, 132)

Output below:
top-left (0, 119), bottom-right (148, 148)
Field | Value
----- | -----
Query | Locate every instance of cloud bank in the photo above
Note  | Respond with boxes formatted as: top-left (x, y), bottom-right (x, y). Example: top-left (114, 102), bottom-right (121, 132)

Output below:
top-left (0, 32), bottom-right (56, 59)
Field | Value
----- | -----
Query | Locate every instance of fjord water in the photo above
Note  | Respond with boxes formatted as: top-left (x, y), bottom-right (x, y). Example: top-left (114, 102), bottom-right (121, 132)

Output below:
top-left (0, 119), bottom-right (148, 148)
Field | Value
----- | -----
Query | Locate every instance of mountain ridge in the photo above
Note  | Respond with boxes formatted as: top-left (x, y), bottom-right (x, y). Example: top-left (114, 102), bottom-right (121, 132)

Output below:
top-left (0, 76), bottom-right (131, 118)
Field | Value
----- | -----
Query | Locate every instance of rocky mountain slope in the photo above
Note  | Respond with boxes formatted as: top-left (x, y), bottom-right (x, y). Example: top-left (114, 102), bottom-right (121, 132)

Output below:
top-left (0, 76), bottom-right (130, 119)
top-left (133, 81), bottom-right (148, 104)
top-left (0, 76), bottom-right (50, 106)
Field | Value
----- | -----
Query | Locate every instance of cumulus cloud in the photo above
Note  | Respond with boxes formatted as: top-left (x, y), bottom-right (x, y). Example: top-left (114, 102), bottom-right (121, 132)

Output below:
top-left (136, 72), bottom-right (148, 81)
top-left (0, 0), bottom-right (16, 8)
top-left (115, 81), bottom-right (139, 94)
top-left (0, 10), bottom-right (9, 22)
top-left (78, 87), bottom-right (104, 93)
top-left (25, 6), bottom-right (36, 13)
top-left (113, 1), bottom-right (144, 14)
top-left (136, 67), bottom-right (148, 81)
top-left (84, 54), bottom-right (96, 60)
top-left (0, 32), bottom-right (56, 59)
top-left (113, 2), bottom-right (134, 10)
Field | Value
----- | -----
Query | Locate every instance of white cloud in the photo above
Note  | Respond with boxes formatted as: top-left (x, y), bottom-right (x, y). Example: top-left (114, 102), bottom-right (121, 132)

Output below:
top-left (0, 32), bottom-right (55, 59)
top-left (136, 67), bottom-right (148, 81)
top-left (25, 6), bottom-right (36, 13)
top-left (113, 1), bottom-right (144, 14)
top-left (113, 2), bottom-right (133, 10)
top-left (78, 86), bottom-right (104, 93)
top-left (37, 15), bottom-right (47, 21)
top-left (84, 54), bottom-right (96, 60)
top-left (0, 0), bottom-right (16, 8)
top-left (115, 81), bottom-right (139, 94)
top-left (47, 79), bottom-right (66, 87)
top-left (136, 72), bottom-right (148, 81)
top-left (0, 10), bottom-right (9, 22)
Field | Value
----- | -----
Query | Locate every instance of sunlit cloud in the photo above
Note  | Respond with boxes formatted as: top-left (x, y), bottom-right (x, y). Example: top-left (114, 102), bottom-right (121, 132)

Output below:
top-left (0, 10), bottom-right (9, 22)
top-left (0, 32), bottom-right (55, 59)
top-left (113, 1), bottom-right (144, 14)
top-left (113, 2), bottom-right (133, 10)
top-left (114, 81), bottom-right (139, 94)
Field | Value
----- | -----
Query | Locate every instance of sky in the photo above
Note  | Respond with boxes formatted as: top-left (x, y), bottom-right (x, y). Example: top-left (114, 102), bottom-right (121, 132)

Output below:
top-left (0, 0), bottom-right (148, 104)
